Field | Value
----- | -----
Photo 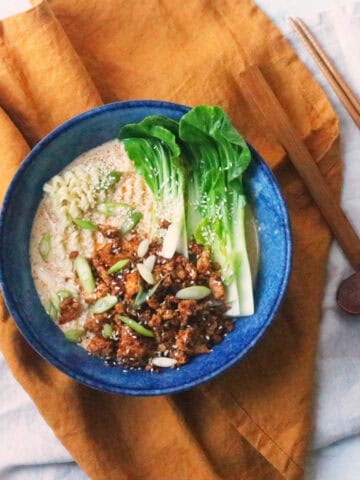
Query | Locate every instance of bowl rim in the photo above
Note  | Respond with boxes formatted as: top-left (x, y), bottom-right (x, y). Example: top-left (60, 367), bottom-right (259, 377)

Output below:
top-left (0, 100), bottom-right (292, 395)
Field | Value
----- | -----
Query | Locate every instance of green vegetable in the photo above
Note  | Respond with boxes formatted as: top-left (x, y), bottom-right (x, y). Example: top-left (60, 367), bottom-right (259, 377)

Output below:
top-left (101, 323), bottom-right (113, 339)
top-left (137, 263), bottom-right (155, 285)
top-left (118, 116), bottom-right (187, 258)
top-left (47, 301), bottom-right (59, 322)
top-left (179, 106), bottom-right (253, 316)
top-left (133, 280), bottom-right (162, 309)
top-left (74, 256), bottom-right (95, 293)
top-left (91, 295), bottom-right (118, 314)
top-left (151, 357), bottom-right (177, 368)
top-left (48, 291), bottom-right (73, 321)
top-left (97, 201), bottom-right (132, 216)
top-left (133, 284), bottom-right (147, 308)
top-left (147, 280), bottom-right (162, 298)
top-left (143, 254), bottom-right (156, 271)
top-left (39, 233), bottom-right (51, 261)
top-left (57, 290), bottom-right (73, 301)
top-left (176, 285), bottom-right (211, 300)
top-left (118, 106), bottom-right (254, 316)
top-left (137, 238), bottom-right (150, 257)
top-left (98, 170), bottom-right (122, 190)
top-left (49, 293), bottom-right (60, 311)
top-left (107, 259), bottom-right (129, 274)
top-left (65, 329), bottom-right (85, 343)
top-left (118, 315), bottom-right (154, 337)
top-left (72, 218), bottom-right (97, 231)
top-left (120, 211), bottom-right (142, 235)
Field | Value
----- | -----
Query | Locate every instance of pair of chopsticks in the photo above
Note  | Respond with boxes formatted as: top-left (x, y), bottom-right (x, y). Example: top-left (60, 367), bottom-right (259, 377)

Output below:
top-left (290, 17), bottom-right (360, 129)
top-left (239, 66), bottom-right (360, 270)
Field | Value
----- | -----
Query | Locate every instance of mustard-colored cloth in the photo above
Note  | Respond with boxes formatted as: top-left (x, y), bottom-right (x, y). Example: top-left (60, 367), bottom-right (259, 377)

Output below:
top-left (0, 1), bottom-right (341, 478)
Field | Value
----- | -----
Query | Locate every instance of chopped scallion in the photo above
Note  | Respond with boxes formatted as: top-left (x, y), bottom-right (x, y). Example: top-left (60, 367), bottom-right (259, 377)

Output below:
top-left (151, 357), bottom-right (177, 368)
top-left (47, 301), bottom-right (59, 322)
top-left (97, 201), bottom-right (132, 216)
top-left (72, 218), bottom-right (97, 231)
top-left (65, 329), bottom-right (85, 343)
top-left (137, 238), bottom-right (150, 257)
top-left (102, 323), bottom-right (113, 339)
top-left (39, 233), bottom-right (51, 261)
top-left (143, 254), bottom-right (156, 272)
top-left (176, 285), bottom-right (211, 300)
top-left (91, 295), bottom-right (118, 314)
top-left (74, 256), bottom-right (95, 293)
top-left (133, 280), bottom-right (162, 309)
top-left (137, 263), bottom-right (155, 285)
top-left (118, 315), bottom-right (154, 337)
top-left (120, 211), bottom-right (142, 235)
top-left (57, 290), bottom-right (73, 301)
top-left (107, 259), bottom-right (129, 275)
top-left (98, 170), bottom-right (122, 191)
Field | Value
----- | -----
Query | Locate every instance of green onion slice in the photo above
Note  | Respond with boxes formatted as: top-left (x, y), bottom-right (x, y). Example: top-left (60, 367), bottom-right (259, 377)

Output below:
top-left (102, 323), bottom-right (113, 339)
top-left (176, 285), bottom-right (211, 300)
top-left (107, 259), bottom-right (129, 275)
top-left (98, 170), bottom-right (122, 191)
top-left (133, 281), bottom-right (161, 309)
top-left (47, 301), bottom-right (59, 322)
top-left (133, 284), bottom-right (147, 309)
top-left (57, 290), bottom-right (73, 301)
top-left (120, 211), bottom-right (142, 235)
top-left (39, 233), bottom-right (51, 261)
top-left (74, 256), bottom-right (96, 293)
top-left (72, 218), bottom-right (97, 231)
top-left (91, 295), bottom-right (118, 314)
top-left (118, 315), bottom-right (154, 338)
top-left (49, 293), bottom-right (60, 311)
top-left (97, 201), bottom-right (132, 216)
top-left (137, 239), bottom-right (150, 257)
top-left (65, 329), bottom-right (85, 343)
top-left (137, 263), bottom-right (155, 285)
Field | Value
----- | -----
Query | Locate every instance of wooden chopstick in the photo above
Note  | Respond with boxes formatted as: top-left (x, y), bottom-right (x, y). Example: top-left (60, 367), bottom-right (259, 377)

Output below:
top-left (239, 66), bottom-right (360, 270)
top-left (290, 17), bottom-right (360, 128)
top-left (292, 18), bottom-right (360, 115)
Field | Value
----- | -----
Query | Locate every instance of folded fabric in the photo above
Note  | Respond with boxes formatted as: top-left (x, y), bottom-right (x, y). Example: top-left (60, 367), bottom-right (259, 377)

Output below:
top-left (0, 1), bottom-right (341, 478)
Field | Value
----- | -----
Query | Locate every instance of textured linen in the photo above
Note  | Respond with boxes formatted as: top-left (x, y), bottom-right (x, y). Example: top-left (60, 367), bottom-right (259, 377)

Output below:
top-left (0, 0), bottom-right (349, 479)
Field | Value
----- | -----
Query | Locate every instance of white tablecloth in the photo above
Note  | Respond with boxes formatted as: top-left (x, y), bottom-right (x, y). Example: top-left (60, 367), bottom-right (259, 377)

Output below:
top-left (0, 1), bottom-right (359, 479)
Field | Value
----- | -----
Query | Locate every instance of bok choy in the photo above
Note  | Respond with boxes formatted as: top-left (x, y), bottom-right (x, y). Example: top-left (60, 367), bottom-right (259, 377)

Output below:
top-left (179, 106), bottom-right (254, 316)
top-left (118, 116), bottom-right (187, 258)
top-left (118, 106), bottom-right (254, 317)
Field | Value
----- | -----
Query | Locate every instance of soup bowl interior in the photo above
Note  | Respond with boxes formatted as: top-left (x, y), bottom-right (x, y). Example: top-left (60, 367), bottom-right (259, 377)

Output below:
top-left (0, 100), bottom-right (291, 396)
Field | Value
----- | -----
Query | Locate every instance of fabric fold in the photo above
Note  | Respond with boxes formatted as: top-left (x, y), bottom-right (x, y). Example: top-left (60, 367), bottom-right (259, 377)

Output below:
top-left (0, 0), bottom-right (102, 144)
top-left (0, 1), bottom-right (341, 479)
top-left (0, 107), bottom-right (29, 201)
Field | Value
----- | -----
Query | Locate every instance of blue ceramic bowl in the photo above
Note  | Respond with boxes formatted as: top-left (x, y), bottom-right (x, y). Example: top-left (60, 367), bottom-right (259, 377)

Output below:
top-left (0, 101), bottom-right (291, 396)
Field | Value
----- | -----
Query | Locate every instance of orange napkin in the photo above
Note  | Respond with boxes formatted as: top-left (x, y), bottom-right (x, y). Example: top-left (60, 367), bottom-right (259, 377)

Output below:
top-left (0, 1), bottom-right (341, 479)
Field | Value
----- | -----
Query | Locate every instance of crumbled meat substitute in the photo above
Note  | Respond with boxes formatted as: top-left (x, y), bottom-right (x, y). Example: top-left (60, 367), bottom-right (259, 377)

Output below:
top-left (58, 298), bottom-right (81, 324)
top-left (87, 336), bottom-right (114, 357)
top-left (79, 231), bottom-right (233, 370)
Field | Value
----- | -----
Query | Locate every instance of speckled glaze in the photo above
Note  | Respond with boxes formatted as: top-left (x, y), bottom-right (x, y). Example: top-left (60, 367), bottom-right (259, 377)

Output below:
top-left (0, 101), bottom-right (292, 396)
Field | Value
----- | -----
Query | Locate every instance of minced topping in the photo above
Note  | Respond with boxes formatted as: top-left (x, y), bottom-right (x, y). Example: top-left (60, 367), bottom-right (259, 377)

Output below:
top-left (75, 229), bottom-right (233, 370)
